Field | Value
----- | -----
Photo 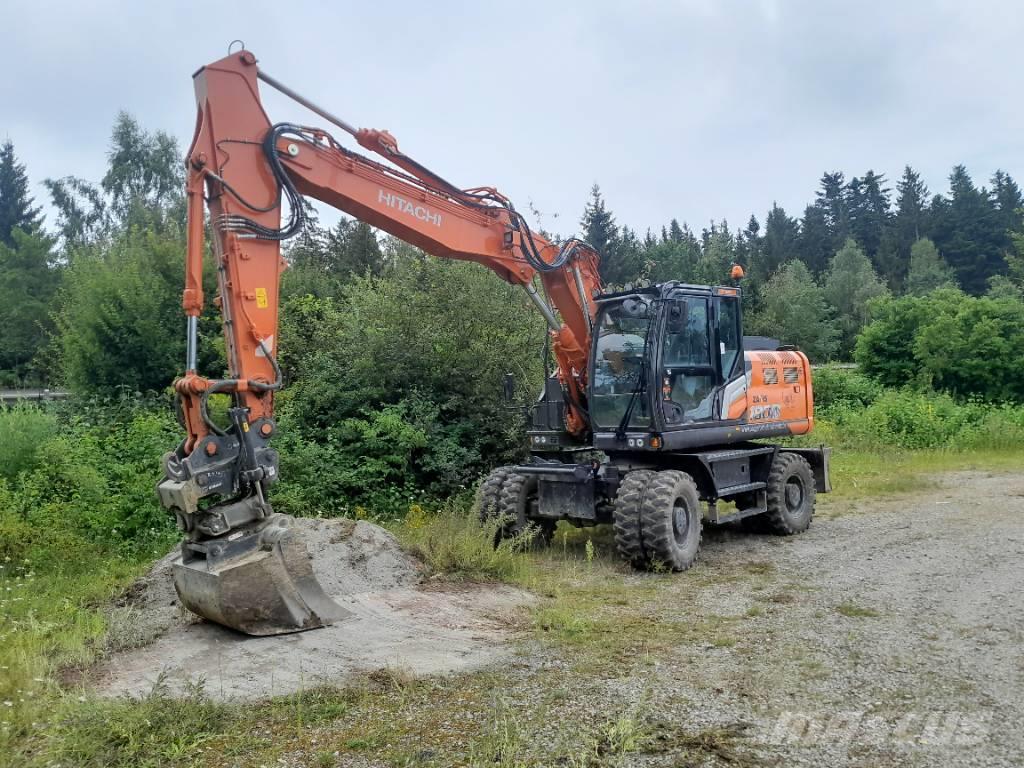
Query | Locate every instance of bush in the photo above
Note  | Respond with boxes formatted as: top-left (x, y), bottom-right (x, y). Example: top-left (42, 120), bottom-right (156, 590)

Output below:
top-left (55, 228), bottom-right (222, 393)
top-left (855, 289), bottom-right (1024, 400)
top-left (278, 257), bottom-right (547, 500)
top-left (815, 388), bottom-right (1024, 451)
top-left (0, 397), bottom-right (180, 569)
top-left (811, 366), bottom-right (882, 415)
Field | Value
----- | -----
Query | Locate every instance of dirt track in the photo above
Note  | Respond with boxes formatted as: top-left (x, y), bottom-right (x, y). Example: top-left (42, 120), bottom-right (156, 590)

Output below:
top-left (581, 470), bottom-right (1024, 767)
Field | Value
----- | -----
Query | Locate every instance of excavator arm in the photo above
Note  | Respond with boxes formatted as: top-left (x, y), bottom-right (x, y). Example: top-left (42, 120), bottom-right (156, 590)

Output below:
top-left (157, 49), bottom-right (602, 635)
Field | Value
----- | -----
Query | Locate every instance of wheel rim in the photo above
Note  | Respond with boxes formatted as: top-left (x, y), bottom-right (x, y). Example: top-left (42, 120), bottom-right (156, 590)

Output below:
top-left (785, 477), bottom-right (805, 513)
top-left (671, 499), bottom-right (690, 545)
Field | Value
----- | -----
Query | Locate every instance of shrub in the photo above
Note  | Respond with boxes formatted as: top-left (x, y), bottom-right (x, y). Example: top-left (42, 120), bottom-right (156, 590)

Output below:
top-left (0, 397), bottom-right (180, 569)
top-left (855, 289), bottom-right (1024, 400)
top-left (815, 388), bottom-right (1024, 451)
top-left (810, 366), bottom-right (882, 415)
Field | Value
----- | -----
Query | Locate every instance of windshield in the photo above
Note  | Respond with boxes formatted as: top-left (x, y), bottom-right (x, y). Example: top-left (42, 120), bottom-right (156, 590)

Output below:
top-left (590, 300), bottom-right (653, 429)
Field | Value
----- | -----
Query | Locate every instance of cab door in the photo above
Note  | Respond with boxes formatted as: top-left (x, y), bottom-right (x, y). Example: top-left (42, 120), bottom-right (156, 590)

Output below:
top-left (659, 296), bottom-right (717, 425)
top-left (716, 293), bottom-right (747, 421)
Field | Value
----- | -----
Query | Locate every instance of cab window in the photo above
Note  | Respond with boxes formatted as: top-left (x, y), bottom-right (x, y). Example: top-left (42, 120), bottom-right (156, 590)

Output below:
top-left (660, 298), bottom-right (715, 424)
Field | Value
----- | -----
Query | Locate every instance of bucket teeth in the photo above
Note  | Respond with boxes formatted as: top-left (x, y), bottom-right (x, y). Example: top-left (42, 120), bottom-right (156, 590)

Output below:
top-left (171, 515), bottom-right (350, 636)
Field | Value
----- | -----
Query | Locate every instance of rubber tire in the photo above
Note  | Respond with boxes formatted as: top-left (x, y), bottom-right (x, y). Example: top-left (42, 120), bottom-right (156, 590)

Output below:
top-left (639, 470), bottom-right (702, 572)
top-left (612, 470), bottom-right (656, 567)
top-left (764, 452), bottom-right (815, 535)
top-left (497, 472), bottom-right (555, 547)
top-left (477, 465), bottom-right (513, 524)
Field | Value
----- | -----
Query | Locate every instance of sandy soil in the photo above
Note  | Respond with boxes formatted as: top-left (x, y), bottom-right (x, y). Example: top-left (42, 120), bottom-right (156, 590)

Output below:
top-left (97, 519), bottom-right (534, 701)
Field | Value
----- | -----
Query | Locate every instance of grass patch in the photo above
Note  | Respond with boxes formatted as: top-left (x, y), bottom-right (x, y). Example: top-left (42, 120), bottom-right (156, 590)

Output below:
top-left (836, 602), bottom-right (881, 618)
top-left (816, 447), bottom-right (1024, 505)
top-left (34, 676), bottom-right (231, 768)
top-left (395, 501), bottom-right (536, 584)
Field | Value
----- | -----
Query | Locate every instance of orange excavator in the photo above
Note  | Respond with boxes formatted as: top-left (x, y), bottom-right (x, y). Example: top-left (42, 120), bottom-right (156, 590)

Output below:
top-left (158, 47), bottom-right (830, 636)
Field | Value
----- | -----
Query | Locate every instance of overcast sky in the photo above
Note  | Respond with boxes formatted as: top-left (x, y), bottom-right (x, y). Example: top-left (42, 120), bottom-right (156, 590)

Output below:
top-left (3, 0), bottom-right (1022, 239)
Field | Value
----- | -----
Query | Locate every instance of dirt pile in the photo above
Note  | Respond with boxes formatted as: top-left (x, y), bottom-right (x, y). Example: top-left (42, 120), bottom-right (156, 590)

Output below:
top-left (97, 517), bottom-right (533, 701)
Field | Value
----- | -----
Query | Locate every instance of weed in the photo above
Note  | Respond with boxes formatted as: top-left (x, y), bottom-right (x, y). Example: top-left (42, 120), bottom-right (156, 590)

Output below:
top-left (836, 602), bottom-right (880, 618)
top-left (395, 500), bottom-right (534, 584)
top-left (36, 675), bottom-right (232, 768)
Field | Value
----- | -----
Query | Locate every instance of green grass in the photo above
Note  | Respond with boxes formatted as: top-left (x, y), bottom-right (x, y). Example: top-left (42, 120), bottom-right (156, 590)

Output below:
top-left (821, 446), bottom-right (1024, 505)
top-left (835, 602), bottom-right (881, 618)
top-left (5, 439), bottom-right (1024, 766)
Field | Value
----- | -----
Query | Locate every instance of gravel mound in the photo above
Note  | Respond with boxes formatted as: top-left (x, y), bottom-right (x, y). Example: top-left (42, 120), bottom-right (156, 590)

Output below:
top-left (98, 517), bottom-right (532, 700)
top-left (109, 518), bottom-right (424, 649)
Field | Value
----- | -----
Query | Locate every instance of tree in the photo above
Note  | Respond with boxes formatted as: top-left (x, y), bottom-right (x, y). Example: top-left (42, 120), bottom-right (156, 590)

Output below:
top-left (580, 185), bottom-right (626, 284)
top-left (758, 203), bottom-right (799, 282)
top-left (855, 289), bottom-right (962, 389)
top-left (55, 229), bottom-right (221, 392)
top-left (284, 216), bottom-right (386, 299)
top-left (0, 229), bottom-right (58, 381)
top-left (930, 165), bottom-right (1004, 295)
top-left (875, 166), bottom-right (930, 290)
top-left (991, 170), bottom-right (1024, 235)
top-left (0, 140), bottom-right (43, 246)
top-left (796, 204), bottom-right (832, 276)
top-left (694, 221), bottom-right (735, 285)
top-left (816, 171), bottom-right (849, 250)
top-left (905, 238), bottom-right (956, 295)
top-left (749, 261), bottom-right (839, 361)
top-left (846, 170), bottom-right (891, 261)
top-left (46, 113), bottom-right (185, 246)
top-left (857, 289), bottom-right (1024, 400)
top-left (822, 238), bottom-right (889, 358)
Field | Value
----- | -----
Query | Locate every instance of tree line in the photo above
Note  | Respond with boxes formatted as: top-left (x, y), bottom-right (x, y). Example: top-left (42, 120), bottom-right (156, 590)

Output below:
top-left (1, 113), bottom-right (1022, 391)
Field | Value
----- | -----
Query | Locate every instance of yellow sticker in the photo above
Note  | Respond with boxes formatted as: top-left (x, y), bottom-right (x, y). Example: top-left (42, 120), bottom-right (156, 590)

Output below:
top-left (255, 287), bottom-right (268, 309)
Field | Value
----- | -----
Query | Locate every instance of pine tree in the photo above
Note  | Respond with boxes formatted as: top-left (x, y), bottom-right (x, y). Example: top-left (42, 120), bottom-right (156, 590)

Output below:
top-left (797, 204), bottom-right (832, 275)
top-left (580, 185), bottom-right (626, 284)
top-left (695, 221), bottom-right (735, 285)
top-left (991, 170), bottom-right (1024, 235)
top-left (846, 170), bottom-right (891, 261)
top-left (0, 140), bottom-right (43, 247)
top-left (905, 238), bottom-right (956, 295)
top-left (932, 165), bottom-right (1004, 295)
top-left (876, 166), bottom-right (929, 291)
top-left (816, 171), bottom-right (849, 250)
top-left (758, 203), bottom-right (799, 282)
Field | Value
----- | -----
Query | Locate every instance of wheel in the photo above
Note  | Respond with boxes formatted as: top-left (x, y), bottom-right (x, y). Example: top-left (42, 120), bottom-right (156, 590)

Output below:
top-left (497, 472), bottom-right (556, 547)
top-left (763, 452), bottom-right (815, 535)
top-left (612, 470), bottom-right (655, 567)
top-left (639, 470), bottom-right (702, 571)
top-left (477, 465), bottom-right (513, 524)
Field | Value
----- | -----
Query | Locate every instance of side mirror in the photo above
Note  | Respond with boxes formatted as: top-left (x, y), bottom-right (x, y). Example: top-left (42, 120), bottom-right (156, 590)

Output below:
top-left (503, 373), bottom-right (516, 402)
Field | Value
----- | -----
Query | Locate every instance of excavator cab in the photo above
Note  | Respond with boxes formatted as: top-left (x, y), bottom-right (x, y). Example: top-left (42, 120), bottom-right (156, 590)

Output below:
top-left (588, 284), bottom-right (744, 437)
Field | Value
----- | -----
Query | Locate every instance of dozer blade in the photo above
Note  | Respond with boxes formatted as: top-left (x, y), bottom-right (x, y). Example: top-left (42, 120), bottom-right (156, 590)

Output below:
top-left (171, 515), bottom-right (351, 636)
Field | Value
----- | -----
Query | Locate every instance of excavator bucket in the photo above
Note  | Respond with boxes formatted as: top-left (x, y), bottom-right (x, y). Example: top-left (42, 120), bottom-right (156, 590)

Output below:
top-left (171, 516), bottom-right (351, 636)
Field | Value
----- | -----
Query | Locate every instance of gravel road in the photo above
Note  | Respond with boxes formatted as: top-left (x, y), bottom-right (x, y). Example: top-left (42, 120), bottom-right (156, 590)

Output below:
top-left (618, 469), bottom-right (1024, 767)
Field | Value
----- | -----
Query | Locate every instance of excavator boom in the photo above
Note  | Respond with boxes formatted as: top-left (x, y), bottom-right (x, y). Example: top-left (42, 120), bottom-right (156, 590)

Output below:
top-left (158, 49), bottom-right (602, 635)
